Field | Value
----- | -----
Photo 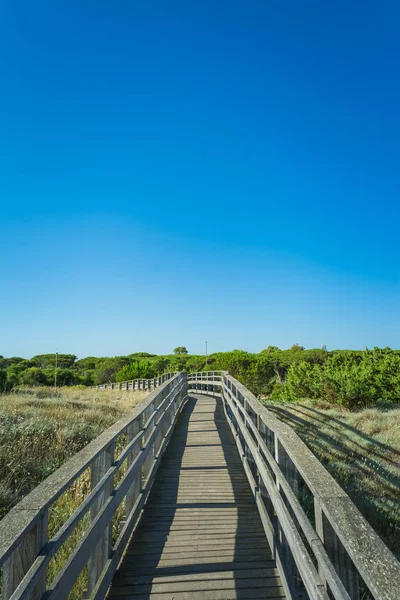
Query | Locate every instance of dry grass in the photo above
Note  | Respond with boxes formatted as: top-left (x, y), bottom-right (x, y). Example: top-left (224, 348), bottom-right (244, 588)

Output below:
top-left (0, 385), bottom-right (147, 518)
top-left (0, 385), bottom-right (148, 598)
top-left (264, 400), bottom-right (400, 558)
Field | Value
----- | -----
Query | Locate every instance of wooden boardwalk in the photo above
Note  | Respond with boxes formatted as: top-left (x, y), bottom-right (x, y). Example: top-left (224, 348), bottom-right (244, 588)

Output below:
top-left (3, 373), bottom-right (398, 600)
top-left (108, 394), bottom-right (285, 599)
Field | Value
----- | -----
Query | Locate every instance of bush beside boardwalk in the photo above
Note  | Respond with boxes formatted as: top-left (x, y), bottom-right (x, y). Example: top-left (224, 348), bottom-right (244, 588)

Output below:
top-left (1, 346), bottom-right (399, 571)
top-left (3, 347), bottom-right (400, 411)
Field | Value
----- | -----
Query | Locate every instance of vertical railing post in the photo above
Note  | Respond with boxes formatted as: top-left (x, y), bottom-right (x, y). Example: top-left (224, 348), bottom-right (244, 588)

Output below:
top-left (125, 419), bottom-right (141, 518)
top-left (314, 499), bottom-right (360, 599)
top-left (274, 436), bottom-right (289, 584)
top-left (2, 511), bottom-right (48, 600)
top-left (87, 443), bottom-right (115, 595)
top-left (140, 400), bottom-right (156, 489)
top-left (314, 498), bottom-right (328, 591)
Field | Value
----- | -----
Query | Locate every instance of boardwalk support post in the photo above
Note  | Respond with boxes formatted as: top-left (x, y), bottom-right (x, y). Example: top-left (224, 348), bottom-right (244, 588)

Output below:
top-left (87, 442), bottom-right (115, 596)
top-left (2, 510), bottom-right (48, 600)
top-left (187, 371), bottom-right (400, 600)
top-left (1, 371), bottom-right (399, 600)
top-left (315, 499), bottom-right (359, 600)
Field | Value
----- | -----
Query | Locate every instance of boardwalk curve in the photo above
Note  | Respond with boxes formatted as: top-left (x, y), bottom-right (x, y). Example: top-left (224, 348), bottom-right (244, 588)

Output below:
top-left (108, 395), bottom-right (284, 599)
top-left (0, 371), bottom-right (399, 600)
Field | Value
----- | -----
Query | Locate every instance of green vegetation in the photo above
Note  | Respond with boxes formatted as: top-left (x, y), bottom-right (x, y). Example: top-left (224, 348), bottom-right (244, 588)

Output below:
top-left (2, 347), bottom-right (400, 411)
top-left (276, 347), bottom-right (400, 409)
top-left (209, 346), bottom-right (400, 409)
top-left (1, 345), bottom-right (399, 559)
top-left (264, 400), bottom-right (400, 558)
top-left (173, 346), bottom-right (188, 354)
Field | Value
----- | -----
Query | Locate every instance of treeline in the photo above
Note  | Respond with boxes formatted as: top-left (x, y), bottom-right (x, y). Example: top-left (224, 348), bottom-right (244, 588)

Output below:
top-left (209, 346), bottom-right (400, 408)
top-left (0, 351), bottom-right (210, 390)
top-left (1, 346), bottom-right (400, 409)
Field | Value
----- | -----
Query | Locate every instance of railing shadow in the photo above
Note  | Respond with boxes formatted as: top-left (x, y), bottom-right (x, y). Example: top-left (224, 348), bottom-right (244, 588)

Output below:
top-left (212, 395), bottom-right (279, 598)
top-left (297, 404), bottom-right (400, 460)
top-left (266, 404), bottom-right (399, 489)
top-left (266, 403), bottom-right (400, 556)
top-left (109, 396), bottom-right (196, 597)
top-left (109, 394), bottom-right (280, 598)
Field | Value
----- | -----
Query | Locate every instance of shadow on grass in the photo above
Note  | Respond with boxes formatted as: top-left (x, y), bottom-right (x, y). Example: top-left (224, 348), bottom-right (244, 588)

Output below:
top-left (266, 403), bottom-right (400, 557)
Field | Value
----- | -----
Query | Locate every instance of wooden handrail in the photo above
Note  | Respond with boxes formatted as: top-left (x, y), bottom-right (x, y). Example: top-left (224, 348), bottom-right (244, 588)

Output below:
top-left (187, 371), bottom-right (400, 600)
top-left (2, 370), bottom-right (398, 600)
top-left (0, 373), bottom-right (187, 600)
top-left (187, 371), bottom-right (223, 394)
top-left (91, 372), bottom-right (177, 391)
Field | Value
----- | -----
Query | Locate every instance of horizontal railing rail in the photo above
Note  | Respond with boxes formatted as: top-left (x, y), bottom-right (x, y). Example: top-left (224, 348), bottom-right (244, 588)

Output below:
top-left (189, 371), bottom-right (400, 600)
top-left (0, 372), bottom-right (188, 600)
top-left (187, 371), bottom-right (223, 394)
top-left (91, 372), bottom-right (176, 391)
top-left (2, 369), bottom-right (398, 600)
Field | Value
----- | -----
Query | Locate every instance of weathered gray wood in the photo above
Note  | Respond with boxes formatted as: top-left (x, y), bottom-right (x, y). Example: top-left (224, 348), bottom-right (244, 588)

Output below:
top-left (87, 443), bottom-right (115, 595)
top-left (230, 400), bottom-right (351, 600)
top-left (125, 420), bottom-right (141, 518)
top-left (0, 377), bottom-right (181, 560)
top-left (93, 375), bottom-right (168, 391)
top-left (45, 377), bottom-right (187, 598)
top-left (2, 370), bottom-right (399, 600)
top-left (0, 373), bottom-right (186, 600)
top-left (224, 389), bottom-right (328, 600)
top-left (2, 510), bottom-right (48, 600)
top-left (90, 387), bottom-right (187, 600)
top-left (315, 502), bottom-right (359, 599)
top-left (108, 395), bottom-right (285, 600)
top-left (221, 372), bottom-right (400, 600)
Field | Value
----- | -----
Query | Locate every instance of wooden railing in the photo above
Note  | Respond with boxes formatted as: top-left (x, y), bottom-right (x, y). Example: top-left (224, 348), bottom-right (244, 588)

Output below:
top-left (91, 372), bottom-right (176, 391)
top-left (187, 370), bottom-right (222, 394)
top-left (0, 372), bottom-right (187, 600)
top-left (188, 371), bottom-right (400, 600)
top-left (1, 370), bottom-right (399, 600)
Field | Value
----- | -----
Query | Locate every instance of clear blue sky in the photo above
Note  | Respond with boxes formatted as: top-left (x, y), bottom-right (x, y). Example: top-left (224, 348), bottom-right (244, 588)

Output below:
top-left (1, 1), bottom-right (399, 358)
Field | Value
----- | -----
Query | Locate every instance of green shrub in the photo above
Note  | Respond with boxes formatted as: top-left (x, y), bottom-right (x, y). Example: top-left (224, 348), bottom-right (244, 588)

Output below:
top-left (116, 359), bottom-right (157, 381)
top-left (0, 370), bottom-right (6, 392)
top-left (20, 367), bottom-right (47, 386)
top-left (279, 348), bottom-right (400, 409)
top-left (93, 358), bottom-right (129, 384)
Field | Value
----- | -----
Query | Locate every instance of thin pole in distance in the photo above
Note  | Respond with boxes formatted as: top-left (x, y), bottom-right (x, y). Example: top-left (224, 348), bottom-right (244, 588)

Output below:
top-left (55, 352), bottom-right (58, 391)
top-left (205, 341), bottom-right (208, 366)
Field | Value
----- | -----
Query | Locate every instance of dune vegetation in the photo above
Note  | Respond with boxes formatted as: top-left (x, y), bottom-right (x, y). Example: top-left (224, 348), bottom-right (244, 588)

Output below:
top-left (0, 346), bottom-right (399, 587)
top-left (0, 386), bottom-right (147, 519)
top-left (2, 346), bottom-right (400, 412)
top-left (264, 399), bottom-right (400, 558)
top-left (0, 385), bottom-right (147, 597)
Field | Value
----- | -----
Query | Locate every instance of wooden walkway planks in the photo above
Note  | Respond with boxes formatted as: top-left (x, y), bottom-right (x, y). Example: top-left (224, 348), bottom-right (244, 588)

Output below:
top-left (108, 394), bottom-right (285, 600)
